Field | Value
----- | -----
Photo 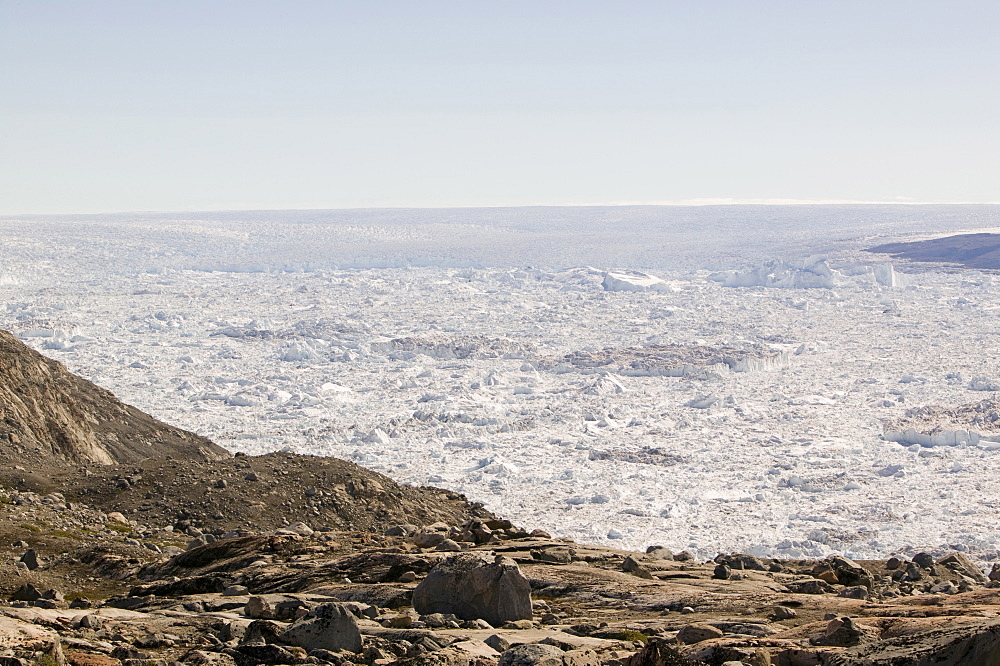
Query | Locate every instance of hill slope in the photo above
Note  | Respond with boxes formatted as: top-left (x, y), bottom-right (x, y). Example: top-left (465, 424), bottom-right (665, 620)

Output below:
top-left (0, 330), bottom-right (230, 466)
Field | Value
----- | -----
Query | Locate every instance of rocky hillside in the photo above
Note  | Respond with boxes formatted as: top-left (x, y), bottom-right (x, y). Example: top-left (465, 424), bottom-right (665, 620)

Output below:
top-left (0, 330), bottom-right (229, 466)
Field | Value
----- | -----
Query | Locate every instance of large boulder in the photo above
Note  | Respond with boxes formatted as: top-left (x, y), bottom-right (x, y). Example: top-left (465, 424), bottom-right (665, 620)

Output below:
top-left (413, 553), bottom-right (531, 627)
top-left (497, 644), bottom-right (564, 666)
top-left (279, 603), bottom-right (362, 653)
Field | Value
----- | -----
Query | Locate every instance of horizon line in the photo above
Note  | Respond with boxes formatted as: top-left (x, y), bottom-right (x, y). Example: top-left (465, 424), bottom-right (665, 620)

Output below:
top-left (4, 198), bottom-right (1000, 217)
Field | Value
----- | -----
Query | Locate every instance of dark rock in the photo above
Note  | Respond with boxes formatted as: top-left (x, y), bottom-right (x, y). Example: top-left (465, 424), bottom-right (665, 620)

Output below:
top-left (10, 583), bottom-right (42, 601)
top-left (913, 552), bottom-right (936, 568)
top-left (713, 564), bottom-right (732, 580)
top-left (622, 555), bottom-right (642, 572)
top-left (19, 549), bottom-right (40, 571)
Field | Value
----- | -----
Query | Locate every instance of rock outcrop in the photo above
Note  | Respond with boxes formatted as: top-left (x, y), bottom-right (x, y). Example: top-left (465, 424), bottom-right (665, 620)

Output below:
top-left (0, 330), bottom-right (229, 465)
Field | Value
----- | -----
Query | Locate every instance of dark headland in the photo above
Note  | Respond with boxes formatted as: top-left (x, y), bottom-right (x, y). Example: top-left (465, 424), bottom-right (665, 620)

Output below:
top-left (867, 233), bottom-right (1000, 270)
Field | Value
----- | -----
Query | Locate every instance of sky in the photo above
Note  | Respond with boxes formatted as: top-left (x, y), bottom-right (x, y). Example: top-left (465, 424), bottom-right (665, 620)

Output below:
top-left (2, 1), bottom-right (999, 214)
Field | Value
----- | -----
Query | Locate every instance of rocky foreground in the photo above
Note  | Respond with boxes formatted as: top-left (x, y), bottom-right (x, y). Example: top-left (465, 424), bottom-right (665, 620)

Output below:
top-left (4, 482), bottom-right (1000, 666)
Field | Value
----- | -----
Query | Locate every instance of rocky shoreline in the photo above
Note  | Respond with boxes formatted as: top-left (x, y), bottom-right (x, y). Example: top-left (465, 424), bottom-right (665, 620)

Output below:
top-left (4, 481), bottom-right (1000, 666)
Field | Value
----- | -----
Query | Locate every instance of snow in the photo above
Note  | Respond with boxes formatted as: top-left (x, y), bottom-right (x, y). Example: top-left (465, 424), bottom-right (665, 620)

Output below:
top-left (4, 205), bottom-right (1000, 563)
top-left (602, 270), bottom-right (678, 293)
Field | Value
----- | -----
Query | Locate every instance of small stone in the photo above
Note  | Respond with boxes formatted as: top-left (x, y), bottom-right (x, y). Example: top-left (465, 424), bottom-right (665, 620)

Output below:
top-left (385, 524), bottom-right (418, 537)
top-left (676, 623), bottom-right (724, 644)
top-left (839, 586), bottom-right (870, 600)
top-left (223, 585), bottom-right (249, 597)
top-left (384, 614), bottom-right (413, 628)
top-left (77, 614), bottom-right (104, 630)
top-left (245, 596), bottom-right (273, 619)
top-left (771, 606), bottom-right (797, 620)
top-left (622, 555), bottom-right (642, 572)
top-left (912, 552), bottom-right (935, 568)
top-left (413, 531), bottom-right (447, 548)
top-left (484, 634), bottom-right (511, 653)
top-left (713, 564), bottom-right (732, 580)
top-left (19, 549), bottom-right (40, 571)
top-left (398, 571), bottom-right (418, 583)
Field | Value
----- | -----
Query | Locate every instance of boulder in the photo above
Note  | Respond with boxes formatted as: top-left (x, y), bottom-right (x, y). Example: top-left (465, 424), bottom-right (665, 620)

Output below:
top-left (938, 552), bottom-right (988, 584)
top-left (19, 550), bottom-right (40, 571)
top-left (626, 638), bottom-right (693, 666)
top-left (676, 623), bottom-right (725, 644)
top-left (787, 579), bottom-right (835, 594)
top-left (413, 531), bottom-right (447, 549)
top-left (497, 644), bottom-right (564, 666)
top-left (829, 556), bottom-right (874, 589)
top-left (279, 603), bottom-right (362, 653)
top-left (413, 553), bottom-right (531, 627)
top-left (10, 583), bottom-right (42, 602)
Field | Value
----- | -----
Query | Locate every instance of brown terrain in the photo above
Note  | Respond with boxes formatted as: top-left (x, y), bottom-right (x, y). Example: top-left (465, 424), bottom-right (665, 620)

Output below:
top-left (4, 330), bottom-right (1000, 665)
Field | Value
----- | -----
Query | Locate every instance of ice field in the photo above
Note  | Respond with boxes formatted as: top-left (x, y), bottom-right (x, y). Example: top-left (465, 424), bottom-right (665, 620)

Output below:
top-left (5, 204), bottom-right (1000, 562)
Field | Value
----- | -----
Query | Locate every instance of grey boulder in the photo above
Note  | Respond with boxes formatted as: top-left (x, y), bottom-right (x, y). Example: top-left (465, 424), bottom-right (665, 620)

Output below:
top-left (413, 553), bottom-right (532, 627)
top-left (279, 602), bottom-right (363, 653)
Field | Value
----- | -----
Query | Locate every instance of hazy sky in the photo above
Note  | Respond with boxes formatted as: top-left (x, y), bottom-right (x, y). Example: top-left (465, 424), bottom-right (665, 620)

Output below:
top-left (2, 1), bottom-right (998, 213)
